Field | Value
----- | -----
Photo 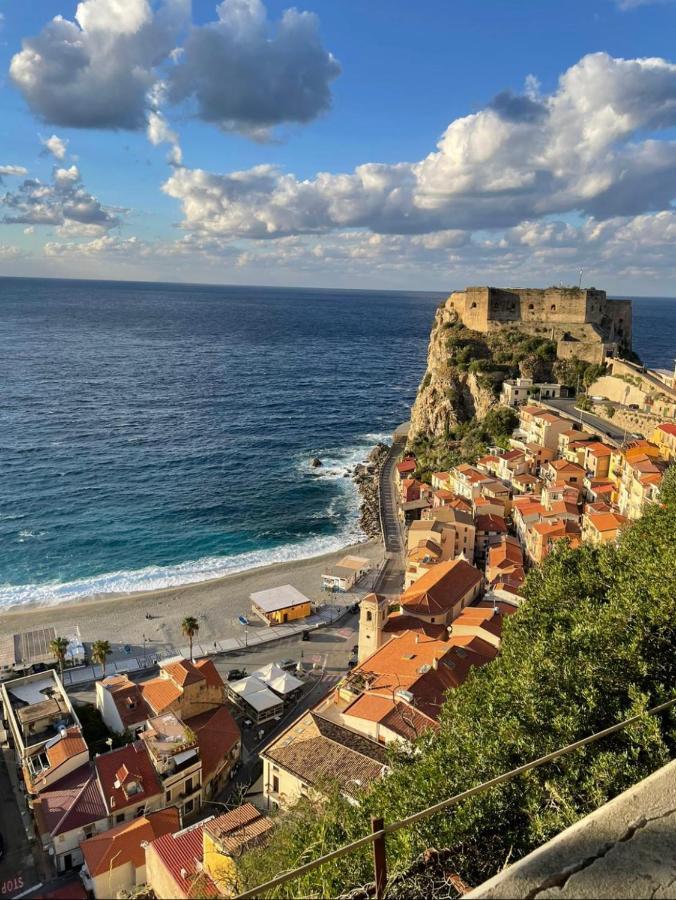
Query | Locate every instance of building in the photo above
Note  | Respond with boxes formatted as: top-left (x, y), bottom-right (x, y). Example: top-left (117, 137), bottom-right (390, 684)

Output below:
top-left (486, 536), bottom-right (525, 593)
top-left (542, 458), bottom-right (586, 487)
top-left (145, 805), bottom-right (272, 899)
top-left (526, 519), bottom-right (581, 565)
top-left (474, 514), bottom-right (508, 562)
top-left (358, 559), bottom-right (484, 662)
top-left (22, 726), bottom-right (89, 795)
top-left (581, 510), bottom-right (628, 546)
top-left (261, 711), bottom-right (388, 809)
top-left (446, 286), bottom-right (631, 362)
top-left (226, 676), bottom-right (285, 725)
top-left (399, 558), bottom-right (484, 626)
top-left (250, 584), bottom-right (313, 625)
top-left (321, 554), bottom-right (371, 592)
top-left (500, 377), bottom-right (564, 406)
top-left (96, 674), bottom-right (149, 736)
top-left (652, 423), bottom-right (676, 461)
top-left (0, 625), bottom-right (85, 682)
top-left (80, 807), bottom-right (180, 899)
top-left (33, 764), bottom-right (109, 874)
top-left (140, 713), bottom-right (204, 820)
top-left (395, 457), bottom-right (417, 480)
top-left (1, 670), bottom-right (83, 780)
top-left (582, 442), bottom-right (613, 479)
top-left (140, 656), bottom-right (225, 719)
top-left (94, 741), bottom-right (164, 826)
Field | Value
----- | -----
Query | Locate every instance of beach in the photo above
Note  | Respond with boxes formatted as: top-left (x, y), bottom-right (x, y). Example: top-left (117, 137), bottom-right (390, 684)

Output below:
top-left (0, 539), bottom-right (382, 653)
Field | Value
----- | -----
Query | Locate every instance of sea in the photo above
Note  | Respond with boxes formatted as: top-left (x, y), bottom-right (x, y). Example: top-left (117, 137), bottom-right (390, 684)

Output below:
top-left (0, 279), bottom-right (674, 609)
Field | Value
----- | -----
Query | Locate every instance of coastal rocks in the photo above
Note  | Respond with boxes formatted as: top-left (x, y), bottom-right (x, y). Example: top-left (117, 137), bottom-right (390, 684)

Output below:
top-left (353, 442), bottom-right (389, 539)
top-left (310, 457), bottom-right (323, 467)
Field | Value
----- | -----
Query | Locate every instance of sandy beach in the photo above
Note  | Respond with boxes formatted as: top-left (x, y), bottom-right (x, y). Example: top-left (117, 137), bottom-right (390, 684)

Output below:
top-left (0, 540), bottom-right (383, 654)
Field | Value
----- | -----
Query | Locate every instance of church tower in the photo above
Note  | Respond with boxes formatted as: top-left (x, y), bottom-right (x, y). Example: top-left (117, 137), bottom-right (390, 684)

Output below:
top-left (358, 593), bottom-right (389, 663)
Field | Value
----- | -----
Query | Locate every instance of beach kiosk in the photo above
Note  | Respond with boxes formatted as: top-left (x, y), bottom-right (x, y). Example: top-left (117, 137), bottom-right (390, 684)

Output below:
top-left (250, 584), bottom-right (313, 626)
top-left (321, 554), bottom-right (372, 592)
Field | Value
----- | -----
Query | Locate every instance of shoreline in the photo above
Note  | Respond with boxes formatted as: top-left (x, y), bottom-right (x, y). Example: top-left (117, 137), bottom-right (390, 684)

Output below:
top-left (0, 538), bottom-right (383, 648)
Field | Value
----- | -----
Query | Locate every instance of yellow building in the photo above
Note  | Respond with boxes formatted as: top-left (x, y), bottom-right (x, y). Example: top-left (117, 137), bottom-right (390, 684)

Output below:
top-left (145, 803), bottom-right (272, 899)
top-left (250, 584), bottom-right (313, 625)
top-left (652, 423), bottom-right (676, 462)
top-left (581, 510), bottom-right (628, 546)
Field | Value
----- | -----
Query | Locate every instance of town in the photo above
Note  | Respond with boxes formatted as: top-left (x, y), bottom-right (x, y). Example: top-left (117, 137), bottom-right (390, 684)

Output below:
top-left (0, 389), bottom-right (673, 899)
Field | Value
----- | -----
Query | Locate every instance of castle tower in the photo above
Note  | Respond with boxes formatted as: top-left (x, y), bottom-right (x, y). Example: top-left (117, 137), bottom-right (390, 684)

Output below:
top-left (357, 593), bottom-right (389, 663)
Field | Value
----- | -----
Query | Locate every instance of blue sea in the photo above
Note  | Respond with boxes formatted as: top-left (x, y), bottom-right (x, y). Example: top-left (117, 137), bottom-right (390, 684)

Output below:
top-left (0, 279), bottom-right (674, 609)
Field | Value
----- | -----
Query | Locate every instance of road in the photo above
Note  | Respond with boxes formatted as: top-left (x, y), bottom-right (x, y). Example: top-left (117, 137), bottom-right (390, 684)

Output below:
top-left (0, 752), bottom-right (39, 899)
top-left (542, 397), bottom-right (629, 446)
top-left (374, 434), bottom-right (407, 596)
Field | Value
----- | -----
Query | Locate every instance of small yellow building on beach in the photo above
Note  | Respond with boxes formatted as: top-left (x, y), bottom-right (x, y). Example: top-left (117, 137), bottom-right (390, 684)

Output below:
top-left (250, 584), bottom-right (313, 625)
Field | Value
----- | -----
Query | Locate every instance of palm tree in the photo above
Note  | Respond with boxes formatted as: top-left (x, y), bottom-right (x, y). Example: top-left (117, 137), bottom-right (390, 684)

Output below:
top-left (181, 616), bottom-right (199, 661)
top-left (49, 636), bottom-right (69, 680)
top-left (91, 640), bottom-right (112, 676)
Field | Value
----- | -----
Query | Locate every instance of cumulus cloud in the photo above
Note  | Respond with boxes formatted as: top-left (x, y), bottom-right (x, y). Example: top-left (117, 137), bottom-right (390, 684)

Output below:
top-left (11, 0), bottom-right (338, 140)
top-left (41, 135), bottom-right (69, 160)
top-left (162, 53), bottom-right (676, 239)
top-left (10, 0), bottom-right (189, 129)
top-left (168, 0), bottom-right (340, 137)
top-left (0, 165), bottom-right (29, 180)
top-left (0, 244), bottom-right (23, 260)
top-left (2, 164), bottom-right (121, 230)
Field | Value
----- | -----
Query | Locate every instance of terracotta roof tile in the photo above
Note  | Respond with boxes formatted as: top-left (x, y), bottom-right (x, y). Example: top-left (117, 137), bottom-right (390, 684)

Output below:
top-left (401, 559), bottom-right (482, 617)
top-left (140, 676), bottom-right (182, 714)
top-left (33, 764), bottom-right (106, 839)
top-left (194, 658), bottom-right (225, 690)
top-left (81, 807), bottom-right (179, 878)
top-left (204, 804), bottom-right (273, 855)
top-left (95, 742), bottom-right (162, 813)
top-left (189, 705), bottom-right (240, 780)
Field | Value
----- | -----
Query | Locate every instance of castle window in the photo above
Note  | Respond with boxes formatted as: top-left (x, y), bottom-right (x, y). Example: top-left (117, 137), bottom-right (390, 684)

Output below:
top-left (528, 304), bottom-right (534, 311)
top-left (470, 302), bottom-right (477, 309)
top-left (550, 304), bottom-right (556, 311)
top-left (366, 611), bottom-right (372, 622)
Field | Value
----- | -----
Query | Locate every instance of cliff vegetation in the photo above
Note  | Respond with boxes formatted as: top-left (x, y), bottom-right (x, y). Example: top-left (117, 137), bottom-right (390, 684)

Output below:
top-left (238, 467), bottom-right (676, 898)
top-left (407, 300), bottom-right (607, 478)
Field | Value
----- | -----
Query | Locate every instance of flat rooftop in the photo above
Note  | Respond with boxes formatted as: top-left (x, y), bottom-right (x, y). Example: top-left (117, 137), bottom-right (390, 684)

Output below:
top-left (250, 584), bottom-right (313, 614)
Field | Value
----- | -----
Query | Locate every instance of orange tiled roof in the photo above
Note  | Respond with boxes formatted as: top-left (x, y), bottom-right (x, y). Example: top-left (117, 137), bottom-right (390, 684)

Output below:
top-left (25, 727), bottom-right (89, 792)
top-left (656, 423), bottom-right (676, 437)
top-left (586, 511), bottom-right (628, 532)
top-left (401, 559), bottom-right (482, 617)
top-left (344, 693), bottom-right (438, 742)
top-left (194, 658), bottom-right (225, 690)
top-left (94, 742), bottom-right (162, 813)
top-left (101, 675), bottom-right (149, 728)
top-left (140, 676), bottom-right (182, 714)
top-left (475, 514), bottom-right (508, 534)
top-left (189, 705), bottom-right (240, 780)
top-left (81, 807), bottom-right (179, 877)
top-left (162, 659), bottom-right (204, 687)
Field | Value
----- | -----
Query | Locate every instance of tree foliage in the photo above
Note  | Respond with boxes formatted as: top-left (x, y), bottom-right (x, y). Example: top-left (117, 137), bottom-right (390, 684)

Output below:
top-left (238, 468), bottom-right (676, 897)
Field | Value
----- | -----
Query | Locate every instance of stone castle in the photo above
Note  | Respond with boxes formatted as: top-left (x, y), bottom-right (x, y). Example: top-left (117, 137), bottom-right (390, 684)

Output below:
top-left (448, 286), bottom-right (632, 363)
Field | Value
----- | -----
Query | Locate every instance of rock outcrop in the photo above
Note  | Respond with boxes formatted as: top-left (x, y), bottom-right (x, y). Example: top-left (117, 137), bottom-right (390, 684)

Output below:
top-left (353, 442), bottom-right (389, 538)
top-left (409, 303), bottom-right (496, 444)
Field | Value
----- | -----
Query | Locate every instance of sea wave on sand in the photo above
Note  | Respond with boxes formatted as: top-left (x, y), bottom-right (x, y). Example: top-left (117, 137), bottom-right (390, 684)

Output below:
top-left (0, 526), bottom-right (365, 610)
top-left (0, 431), bottom-right (391, 611)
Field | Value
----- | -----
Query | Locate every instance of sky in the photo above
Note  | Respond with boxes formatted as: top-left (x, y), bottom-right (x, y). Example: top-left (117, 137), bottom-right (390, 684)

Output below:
top-left (1, 0), bottom-right (676, 292)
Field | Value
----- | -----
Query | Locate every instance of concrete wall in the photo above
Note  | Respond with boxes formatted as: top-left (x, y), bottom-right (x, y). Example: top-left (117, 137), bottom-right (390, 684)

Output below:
top-left (145, 843), bottom-right (184, 899)
top-left (91, 860), bottom-right (137, 900)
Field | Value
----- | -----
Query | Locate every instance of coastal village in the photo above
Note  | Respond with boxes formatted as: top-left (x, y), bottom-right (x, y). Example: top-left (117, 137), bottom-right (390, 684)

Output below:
top-left (1, 288), bottom-right (675, 899)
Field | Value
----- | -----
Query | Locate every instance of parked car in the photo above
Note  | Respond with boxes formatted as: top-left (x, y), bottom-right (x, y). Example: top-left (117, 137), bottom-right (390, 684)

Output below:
top-left (227, 668), bottom-right (247, 681)
top-left (627, 403), bottom-right (639, 410)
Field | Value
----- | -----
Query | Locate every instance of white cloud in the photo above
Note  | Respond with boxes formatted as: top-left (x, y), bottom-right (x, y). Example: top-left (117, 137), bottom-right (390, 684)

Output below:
top-left (41, 135), bottom-right (69, 160)
top-left (162, 53), bottom-right (676, 240)
top-left (11, 0), bottom-right (338, 140)
top-left (10, 0), bottom-right (189, 129)
top-left (2, 163), bottom-right (121, 230)
top-left (615, 0), bottom-right (675, 9)
top-left (168, 0), bottom-right (340, 137)
top-left (44, 234), bottom-right (144, 256)
top-left (0, 165), bottom-right (29, 178)
top-left (0, 244), bottom-right (23, 260)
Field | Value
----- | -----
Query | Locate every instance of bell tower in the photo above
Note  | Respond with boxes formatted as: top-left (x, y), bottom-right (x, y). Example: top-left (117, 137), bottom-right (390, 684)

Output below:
top-left (358, 593), bottom-right (389, 663)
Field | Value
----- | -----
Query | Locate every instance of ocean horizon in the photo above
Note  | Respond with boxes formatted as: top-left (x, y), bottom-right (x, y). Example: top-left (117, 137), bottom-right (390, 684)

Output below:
top-left (1, 277), bottom-right (675, 610)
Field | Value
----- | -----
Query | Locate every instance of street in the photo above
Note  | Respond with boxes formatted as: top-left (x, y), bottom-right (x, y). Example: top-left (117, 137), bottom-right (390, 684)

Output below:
top-left (0, 752), bottom-right (39, 900)
top-left (542, 397), bottom-right (629, 445)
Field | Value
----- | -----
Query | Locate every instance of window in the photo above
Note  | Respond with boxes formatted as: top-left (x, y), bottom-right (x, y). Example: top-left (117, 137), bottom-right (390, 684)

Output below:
top-left (82, 824), bottom-right (96, 839)
top-left (185, 778), bottom-right (193, 794)
top-left (115, 813), bottom-right (125, 824)
top-left (272, 774), bottom-right (279, 793)
top-left (551, 305), bottom-right (556, 311)
top-left (184, 799), bottom-right (194, 814)
top-left (135, 807), bottom-right (144, 818)
top-left (165, 790), bottom-right (171, 802)
top-left (366, 611), bottom-right (372, 622)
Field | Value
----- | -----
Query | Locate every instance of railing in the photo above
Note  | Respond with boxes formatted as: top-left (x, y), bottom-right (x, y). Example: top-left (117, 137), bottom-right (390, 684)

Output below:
top-left (235, 696), bottom-right (676, 899)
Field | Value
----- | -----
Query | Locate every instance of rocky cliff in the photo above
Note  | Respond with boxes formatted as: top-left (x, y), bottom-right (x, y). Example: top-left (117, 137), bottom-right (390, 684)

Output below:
top-left (408, 301), bottom-right (498, 444)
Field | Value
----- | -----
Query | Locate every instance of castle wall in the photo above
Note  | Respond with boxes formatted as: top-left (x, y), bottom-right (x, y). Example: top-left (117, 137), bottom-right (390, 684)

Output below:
top-left (447, 286), bottom-right (632, 358)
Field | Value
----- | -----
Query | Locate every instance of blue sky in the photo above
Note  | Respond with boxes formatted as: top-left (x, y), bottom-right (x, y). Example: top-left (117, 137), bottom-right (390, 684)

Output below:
top-left (1, 0), bottom-right (676, 291)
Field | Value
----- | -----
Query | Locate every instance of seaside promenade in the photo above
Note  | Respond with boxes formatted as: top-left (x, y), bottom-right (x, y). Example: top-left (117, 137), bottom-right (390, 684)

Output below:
top-left (373, 423), bottom-right (408, 595)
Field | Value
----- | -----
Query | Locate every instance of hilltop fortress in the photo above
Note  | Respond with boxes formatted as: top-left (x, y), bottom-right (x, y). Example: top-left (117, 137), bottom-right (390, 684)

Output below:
top-left (448, 286), bottom-right (632, 364)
